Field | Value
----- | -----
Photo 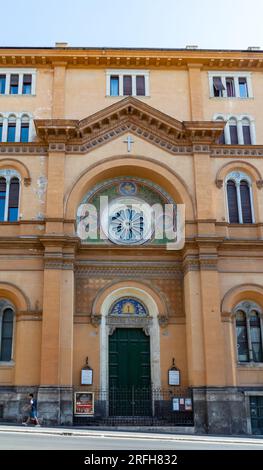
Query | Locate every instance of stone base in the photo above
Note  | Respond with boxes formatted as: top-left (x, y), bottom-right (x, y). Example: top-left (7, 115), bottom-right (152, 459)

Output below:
top-left (37, 386), bottom-right (73, 426)
top-left (0, 386), bottom-right (73, 426)
top-left (193, 386), bottom-right (263, 435)
top-left (0, 386), bottom-right (38, 423)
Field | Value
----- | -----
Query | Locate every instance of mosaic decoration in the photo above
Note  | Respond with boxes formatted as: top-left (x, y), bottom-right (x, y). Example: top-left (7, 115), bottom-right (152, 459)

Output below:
top-left (77, 177), bottom-right (176, 244)
top-left (109, 298), bottom-right (148, 316)
top-left (119, 181), bottom-right (137, 196)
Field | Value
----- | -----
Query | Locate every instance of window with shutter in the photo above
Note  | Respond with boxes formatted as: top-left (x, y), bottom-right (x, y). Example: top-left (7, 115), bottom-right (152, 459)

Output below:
top-left (110, 76), bottom-right (119, 96)
top-left (123, 75), bottom-right (132, 95)
top-left (0, 75), bottom-right (6, 94)
top-left (10, 74), bottom-right (19, 94)
top-left (227, 180), bottom-right (239, 223)
top-left (0, 308), bottom-right (13, 361)
top-left (243, 125), bottom-right (252, 145)
top-left (8, 177), bottom-right (19, 221)
top-left (240, 180), bottom-right (252, 223)
top-left (230, 124), bottom-right (238, 145)
top-left (213, 77), bottom-right (225, 96)
top-left (22, 74), bottom-right (32, 94)
top-left (226, 77), bottom-right (235, 97)
top-left (136, 76), bottom-right (145, 96)
top-left (236, 311), bottom-right (249, 362)
top-left (0, 177), bottom-right (6, 221)
top-left (250, 312), bottom-right (263, 362)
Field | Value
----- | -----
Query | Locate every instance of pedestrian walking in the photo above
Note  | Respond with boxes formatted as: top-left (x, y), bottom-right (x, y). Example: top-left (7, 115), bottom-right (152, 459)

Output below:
top-left (22, 393), bottom-right (40, 426)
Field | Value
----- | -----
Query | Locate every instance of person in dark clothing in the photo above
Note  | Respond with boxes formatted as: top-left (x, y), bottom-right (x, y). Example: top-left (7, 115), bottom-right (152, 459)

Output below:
top-left (22, 393), bottom-right (40, 426)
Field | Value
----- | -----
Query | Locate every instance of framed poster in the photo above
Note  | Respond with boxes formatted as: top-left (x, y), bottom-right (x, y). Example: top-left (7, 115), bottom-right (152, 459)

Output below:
top-left (74, 392), bottom-right (94, 416)
top-left (185, 398), bottom-right (193, 411)
top-left (168, 369), bottom-right (180, 386)
top-left (81, 368), bottom-right (93, 385)
top-left (172, 398), bottom-right (179, 411)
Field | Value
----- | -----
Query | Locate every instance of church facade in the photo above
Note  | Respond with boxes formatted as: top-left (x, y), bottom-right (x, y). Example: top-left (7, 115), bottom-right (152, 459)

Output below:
top-left (0, 45), bottom-right (263, 434)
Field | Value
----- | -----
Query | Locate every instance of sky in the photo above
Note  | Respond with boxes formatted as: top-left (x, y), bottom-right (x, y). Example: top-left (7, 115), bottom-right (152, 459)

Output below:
top-left (0, 0), bottom-right (263, 50)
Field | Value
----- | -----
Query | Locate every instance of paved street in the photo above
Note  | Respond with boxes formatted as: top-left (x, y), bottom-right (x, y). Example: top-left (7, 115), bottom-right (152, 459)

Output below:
top-left (0, 427), bottom-right (263, 450)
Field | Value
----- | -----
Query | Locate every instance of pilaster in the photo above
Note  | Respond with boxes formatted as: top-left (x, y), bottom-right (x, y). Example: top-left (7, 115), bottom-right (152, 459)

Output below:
top-left (52, 62), bottom-right (66, 118)
top-left (187, 64), bottom-right (204, 121)
top-left (193, 147), bottom-right (216, 236)
top-left (39, 240), bottom-right (76, 388)
top-left (46, 144), bottom-right (66, 234)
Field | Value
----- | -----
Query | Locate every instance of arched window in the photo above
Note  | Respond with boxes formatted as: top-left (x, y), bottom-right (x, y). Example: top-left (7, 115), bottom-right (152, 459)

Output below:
top-left (214, 114), bottom-right (255, 145)
top-left (216, 116), bottom-right (225, 144)
top-left (0, 115), bottom-right (3, 142)
top-left (234, 301), bottom-right (263, 363)
top-left (0, 170), bottom-right (20, 222)
top-left (0, 177), bottom-right (6, 221)
top-left (227, 180), bottom-right (239, 223)
top-left (242, 118), bottom-right (252, 145)
top-left (240, 180), bottom-right (252, 223)
top-left (20, 115), bottom-right (30, 143)
top-left (225, 172), bottom-right (254, 224)
top-left (0, 301), bottom-right (15, 362)
top-left (7, 115), bottom-right (16, 143)
top-left (229, 118), bottom-right (238, 145)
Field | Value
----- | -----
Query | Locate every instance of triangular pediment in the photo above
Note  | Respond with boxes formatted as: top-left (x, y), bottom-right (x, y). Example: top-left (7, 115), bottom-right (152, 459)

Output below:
top-left (35, 97), bottom-right (224, 151)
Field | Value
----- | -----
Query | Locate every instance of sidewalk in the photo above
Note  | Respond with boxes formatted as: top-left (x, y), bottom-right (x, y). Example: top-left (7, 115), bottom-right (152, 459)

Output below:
top-left (0, 423), bottom-right (263, 445)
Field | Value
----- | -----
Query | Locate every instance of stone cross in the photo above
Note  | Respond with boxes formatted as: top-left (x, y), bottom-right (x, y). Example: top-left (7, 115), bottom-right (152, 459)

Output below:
top-left (123, 135), bottom-right (134, 152)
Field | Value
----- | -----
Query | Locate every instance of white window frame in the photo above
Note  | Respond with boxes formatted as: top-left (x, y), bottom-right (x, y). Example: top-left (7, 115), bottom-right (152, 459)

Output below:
top-left (234, 301), bottom-right (263, 364)
top-left (0, 69), bottom-right (36, 96)
top-left (0, 112), bottom-right (35, 142)
top-left (208, 71), bottom-right (253, 99)
top-left (214, 114), bottom-right (256, 145)
top-left (106, 69), bottom-right (150, 97)
top-left (225, 171), bottom-right (255, 224)
top-left (0, 169), bottom-right (21, 222)
top-left (0, 299), bottom-right (15, 364)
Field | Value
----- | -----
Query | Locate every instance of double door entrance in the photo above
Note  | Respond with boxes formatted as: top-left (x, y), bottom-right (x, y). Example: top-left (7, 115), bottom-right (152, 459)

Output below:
top-left (109, 328), bottom-right (151, 416)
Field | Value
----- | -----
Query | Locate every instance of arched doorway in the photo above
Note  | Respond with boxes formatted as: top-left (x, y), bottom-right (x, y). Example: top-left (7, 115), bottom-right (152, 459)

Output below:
top-left (99, 286), bottom-right (161, 416)
top-left (108, 298), bottom-right (152, 416)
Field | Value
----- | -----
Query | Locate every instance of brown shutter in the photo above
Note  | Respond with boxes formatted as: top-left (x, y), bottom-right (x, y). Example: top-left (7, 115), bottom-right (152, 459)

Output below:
top-left (0, 177), bottom-right (6, 192)
top-left (227, 181), bottom-right (239, 223)
top-left (240, 180), bottom-right (252, 223)
top-left (136, 76), bottom-right (145, 96)
top-left (213, 77), bottom-right (225, 91)
top-left (123, 75), bottom-right (132, 95)
top-left (8, 177), bottom-right (19, 208)
top-left (242, 125), bottom-right (251, 145)
top-left (230, 125), bottom-right (238, 144)
top-left (23, 74), bottom-right (32, 85)
top-left (10, 74), bottom-right (19, 85)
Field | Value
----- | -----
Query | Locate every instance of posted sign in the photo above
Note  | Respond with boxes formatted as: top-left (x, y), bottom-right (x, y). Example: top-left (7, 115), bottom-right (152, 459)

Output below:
top-left (74, 392), bottom-right (94, 416)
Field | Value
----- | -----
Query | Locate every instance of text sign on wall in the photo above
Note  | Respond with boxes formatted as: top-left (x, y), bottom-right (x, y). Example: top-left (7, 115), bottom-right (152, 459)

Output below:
top-left (81, 368), bottom-right (93, 385)
top-left (168, 369), bottom-right (180, 386)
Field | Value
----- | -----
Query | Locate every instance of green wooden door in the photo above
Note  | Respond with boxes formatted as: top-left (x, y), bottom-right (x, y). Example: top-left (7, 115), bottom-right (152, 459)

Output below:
top-left (109, 328), bottom-right (151, 416)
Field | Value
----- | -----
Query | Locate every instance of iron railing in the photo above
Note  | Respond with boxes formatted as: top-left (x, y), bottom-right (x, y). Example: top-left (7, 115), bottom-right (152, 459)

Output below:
top-left (74, 387), bottom-right (194, 426)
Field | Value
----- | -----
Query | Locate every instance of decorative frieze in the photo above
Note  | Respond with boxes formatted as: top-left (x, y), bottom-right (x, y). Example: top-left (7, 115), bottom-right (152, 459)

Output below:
top-left (0, 144), bottom-right (48, 155)
top-left (211, 147), bottom-right (263, 157)
top-left (75, 261), bottom-right (182, 279)
top-left (106, 314), bottom-right (153, 335)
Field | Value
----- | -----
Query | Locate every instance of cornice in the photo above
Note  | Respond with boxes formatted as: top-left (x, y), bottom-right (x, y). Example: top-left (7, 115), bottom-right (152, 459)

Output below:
top-left (35, 96), bottom-right (224, 146)
top-left (1, 48), bottom-right (263, 69)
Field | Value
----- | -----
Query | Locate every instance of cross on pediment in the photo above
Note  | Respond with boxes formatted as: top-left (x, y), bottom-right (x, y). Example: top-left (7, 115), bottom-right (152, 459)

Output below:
top-left (123, 135), bottom-right (134, 153)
